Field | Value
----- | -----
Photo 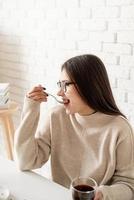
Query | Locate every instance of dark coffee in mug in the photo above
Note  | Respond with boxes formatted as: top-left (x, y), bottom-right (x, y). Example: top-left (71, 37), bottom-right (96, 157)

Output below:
top-left (72, 184), bottom-right (95, 200)
top-left (74, 184), bottom-right (94, 192)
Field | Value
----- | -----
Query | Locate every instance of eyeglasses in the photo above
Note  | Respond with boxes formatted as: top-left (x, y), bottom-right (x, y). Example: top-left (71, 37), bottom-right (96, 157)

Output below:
top-left (57, 81), bottom-right (75, 92)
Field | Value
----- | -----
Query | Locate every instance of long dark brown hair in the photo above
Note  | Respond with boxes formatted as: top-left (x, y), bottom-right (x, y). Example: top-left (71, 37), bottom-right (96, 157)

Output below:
top-left (61, 54), bottom-right (126, 118)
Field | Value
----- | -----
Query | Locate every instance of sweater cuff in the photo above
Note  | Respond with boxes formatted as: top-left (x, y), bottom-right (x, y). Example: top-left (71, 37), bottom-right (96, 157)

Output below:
top-left (21, 96), bottom-right (40, 117)
top-left (24, 96), bottom-right (40, 108)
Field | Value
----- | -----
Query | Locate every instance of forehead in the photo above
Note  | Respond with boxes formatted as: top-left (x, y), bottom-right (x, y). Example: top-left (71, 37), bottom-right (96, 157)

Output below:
top-left (59, 69), bottom-right (70, 81)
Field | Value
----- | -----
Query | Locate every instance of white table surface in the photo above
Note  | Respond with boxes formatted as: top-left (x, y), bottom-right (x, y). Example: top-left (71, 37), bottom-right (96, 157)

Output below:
top-left (0, 157), bottom-right (71, 200)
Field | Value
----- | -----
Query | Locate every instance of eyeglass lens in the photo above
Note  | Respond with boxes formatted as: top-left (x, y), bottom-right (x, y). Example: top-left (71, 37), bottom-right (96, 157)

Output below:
top-left (57, 81), bottom-right (66, 92)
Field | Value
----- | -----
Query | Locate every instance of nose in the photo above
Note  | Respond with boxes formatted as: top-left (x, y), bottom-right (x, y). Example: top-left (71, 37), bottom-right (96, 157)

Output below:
top-left (57, 88), bottom-right (65, 96)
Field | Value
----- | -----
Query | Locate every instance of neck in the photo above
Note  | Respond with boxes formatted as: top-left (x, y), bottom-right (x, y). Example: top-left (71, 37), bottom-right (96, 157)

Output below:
top-left (78, 107), bottom-right (96, 116)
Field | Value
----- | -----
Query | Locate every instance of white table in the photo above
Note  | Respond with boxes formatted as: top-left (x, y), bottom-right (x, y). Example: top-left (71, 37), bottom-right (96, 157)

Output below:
top-left (0, 157), bottom-right (71, 200)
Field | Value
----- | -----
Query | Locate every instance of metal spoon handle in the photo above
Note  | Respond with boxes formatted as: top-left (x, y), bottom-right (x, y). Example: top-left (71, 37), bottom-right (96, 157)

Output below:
top-left (47, 93), bottom-right (64, 104)
top-left (42, 87), bottom-right (64, 104)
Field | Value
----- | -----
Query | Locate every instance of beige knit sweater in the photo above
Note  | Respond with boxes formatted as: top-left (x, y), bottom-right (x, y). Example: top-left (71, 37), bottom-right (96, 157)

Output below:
top-left (14, 97), bottom-right (134, 200)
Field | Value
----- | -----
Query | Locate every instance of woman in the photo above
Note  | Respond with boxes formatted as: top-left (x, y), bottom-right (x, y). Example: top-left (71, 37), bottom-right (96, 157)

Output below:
top-left (14, 54), bottom-right (134, 200)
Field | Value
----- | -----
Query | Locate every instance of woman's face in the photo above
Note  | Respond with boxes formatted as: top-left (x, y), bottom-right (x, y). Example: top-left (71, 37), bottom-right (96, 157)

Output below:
top-left (57, 69), bottom-right (94, 115)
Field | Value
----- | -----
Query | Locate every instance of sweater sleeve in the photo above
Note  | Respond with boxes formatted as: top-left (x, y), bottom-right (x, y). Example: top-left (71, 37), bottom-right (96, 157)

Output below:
top-left (14, 97), bottom-right (51, 170)
top-left (98, 123), bottom-right (134, 200)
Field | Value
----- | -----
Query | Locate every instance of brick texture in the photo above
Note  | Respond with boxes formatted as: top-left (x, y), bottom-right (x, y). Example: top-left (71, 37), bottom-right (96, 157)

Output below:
top-left (0, 0), bottom-right (134, 127)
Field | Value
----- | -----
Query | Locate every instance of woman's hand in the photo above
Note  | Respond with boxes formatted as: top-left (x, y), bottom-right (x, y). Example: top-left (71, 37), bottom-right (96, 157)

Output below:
top-left (26, 85), bottom-right (48, 103)
top-left (94, 190), bottom-right (103, 200)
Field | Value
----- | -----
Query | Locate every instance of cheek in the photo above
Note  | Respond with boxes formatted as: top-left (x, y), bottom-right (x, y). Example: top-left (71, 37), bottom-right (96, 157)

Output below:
top-left (70, 94), bottom-right (86, 108)
top-left (66, 87), bottom-right (79, 98)
top-left (65, 87), bottom-right (85, 106)
top-left (66, 94), bottom-right (78, 105)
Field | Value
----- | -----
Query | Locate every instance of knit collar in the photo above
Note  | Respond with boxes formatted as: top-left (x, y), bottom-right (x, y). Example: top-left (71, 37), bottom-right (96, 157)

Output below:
top-left (74, 111), bottom-right (99, 127)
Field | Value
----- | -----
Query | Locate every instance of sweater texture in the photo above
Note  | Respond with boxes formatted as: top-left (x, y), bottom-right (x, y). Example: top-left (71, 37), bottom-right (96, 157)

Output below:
top-left (14, 97), bottom-right (134, 200)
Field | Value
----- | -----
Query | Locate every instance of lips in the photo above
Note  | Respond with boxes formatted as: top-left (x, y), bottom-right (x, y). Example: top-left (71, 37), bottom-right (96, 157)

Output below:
top-left (63, 99), bottom-right (70, 104)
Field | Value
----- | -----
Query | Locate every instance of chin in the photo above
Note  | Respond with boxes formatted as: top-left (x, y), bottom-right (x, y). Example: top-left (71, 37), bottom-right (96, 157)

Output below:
top-left (65, 108), bottom-right (76, 115)
top-left (65, 109), bottom-right (71, 115)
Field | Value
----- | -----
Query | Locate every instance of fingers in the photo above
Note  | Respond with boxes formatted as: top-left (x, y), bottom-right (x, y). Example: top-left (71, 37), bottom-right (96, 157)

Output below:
top-left (26, 85), bottom-right (48, 103)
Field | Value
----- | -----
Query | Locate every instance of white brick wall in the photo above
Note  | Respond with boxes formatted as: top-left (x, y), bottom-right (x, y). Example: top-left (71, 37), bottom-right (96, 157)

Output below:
top-left (0, 0), bottom-right (134, 126)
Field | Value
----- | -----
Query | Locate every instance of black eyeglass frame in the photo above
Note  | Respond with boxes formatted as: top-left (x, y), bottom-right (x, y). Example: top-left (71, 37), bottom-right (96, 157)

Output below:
top-left (57, 81), bottom-right (75, 92)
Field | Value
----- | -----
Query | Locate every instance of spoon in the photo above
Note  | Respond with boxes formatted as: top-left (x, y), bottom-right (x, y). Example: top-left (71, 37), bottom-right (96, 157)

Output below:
top-left (47, 93), bottom-right (64, 104)
top-left (42, 87), bottom-right (64, 104)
